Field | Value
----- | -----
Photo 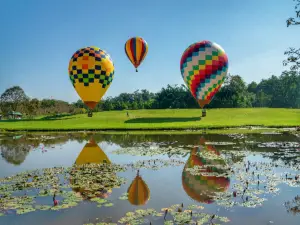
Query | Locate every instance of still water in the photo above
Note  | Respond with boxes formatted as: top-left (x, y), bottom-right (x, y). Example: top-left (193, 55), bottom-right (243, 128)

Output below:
top-left (0, 132), bottom-right (299, 225)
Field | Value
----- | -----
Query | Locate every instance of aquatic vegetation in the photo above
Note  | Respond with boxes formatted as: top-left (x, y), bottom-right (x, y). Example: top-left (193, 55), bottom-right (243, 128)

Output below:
top-left (227, 133), bottom-right (245, 140)
top-left (113, 145), bottom-right (189, 157)
top-left (26, 135), bottom-right (59, 141)
top-left (285, 195), bottom-right (300, 215)
top-left (257, 142), bottom-right (300, 148)
top-left (69, 163), bottom-right (127, 199)
top-left (124, 159), bottom-right (185, 170)
top-left (0, 163), bottom-right (127, 216)
top-left (118, 192), bottom-right (128, 200)
top-left (204, 142), bottom-right (236, 146)
top-left (162, 204), bottom-right (230, 225)
top-left (184, 148), bottom-right (300, 209)
top-left (118, 208), bottom-right (162, 224)
top-left (85, 204), bottom-right (230, 225)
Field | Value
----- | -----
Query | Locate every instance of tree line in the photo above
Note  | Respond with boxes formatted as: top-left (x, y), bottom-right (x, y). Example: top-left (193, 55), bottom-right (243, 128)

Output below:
top-left (0, 71), bottom-right (299, 119)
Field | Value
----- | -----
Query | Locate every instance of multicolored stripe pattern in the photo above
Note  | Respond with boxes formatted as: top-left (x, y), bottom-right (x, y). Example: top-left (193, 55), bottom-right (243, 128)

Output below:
top-left (125, 37), bottom-right (148, 69)
top-left (180, 40), bottom-right (228, 105)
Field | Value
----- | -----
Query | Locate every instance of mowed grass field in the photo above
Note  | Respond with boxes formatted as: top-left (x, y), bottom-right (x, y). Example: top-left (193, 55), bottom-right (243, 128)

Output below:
top-left (0, 108), bottom-right (299, 131)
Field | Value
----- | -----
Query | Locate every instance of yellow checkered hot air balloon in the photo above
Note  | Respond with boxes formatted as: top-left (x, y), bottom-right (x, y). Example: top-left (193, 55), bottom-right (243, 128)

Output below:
top-left (127, 170), bottom-right (150, 206)
top-left (182, 137), bottom-right (230, 204)
top-left (70, 138), bottom-right (113, 199)
top-left (68, 46), bottom-right (115, 116)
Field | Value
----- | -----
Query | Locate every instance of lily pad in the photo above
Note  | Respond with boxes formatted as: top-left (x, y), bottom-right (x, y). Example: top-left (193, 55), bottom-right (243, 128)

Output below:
top-left (103, 203), bottom-right (114, 207)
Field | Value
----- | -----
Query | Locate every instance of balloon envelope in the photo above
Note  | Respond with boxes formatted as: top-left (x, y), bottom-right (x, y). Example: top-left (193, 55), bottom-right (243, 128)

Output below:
top-left (68, 46), bottom-right (115, 109)
top-left (180, 40), bottom-right (228, 108)
top-left (127, 175), bottom-right (150, 206)
top-left (125, 37), bottom-right (148, 71)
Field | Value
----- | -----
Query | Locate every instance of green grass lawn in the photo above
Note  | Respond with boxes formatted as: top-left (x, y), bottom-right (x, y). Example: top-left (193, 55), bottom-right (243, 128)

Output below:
top-left (0, 108), bottom-right (299, 131)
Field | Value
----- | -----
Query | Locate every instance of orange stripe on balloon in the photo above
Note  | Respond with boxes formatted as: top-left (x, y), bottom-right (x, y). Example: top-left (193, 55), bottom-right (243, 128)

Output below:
top-left (125, 41), bottom-right (135, 66)
top-left (135, 37), bottom-right (142, 67)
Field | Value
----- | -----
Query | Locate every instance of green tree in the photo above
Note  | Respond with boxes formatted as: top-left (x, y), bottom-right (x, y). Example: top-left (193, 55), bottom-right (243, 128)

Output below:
top-left (23, 98), bottom-right (40, 117)
top-left (210, 75), bottom-right (253, 108)
top-left (284, 1), bottom-right (300, 71)
top-left (0, 101), bottom-right (10, 117)
top-left (255, 90), bottom-right (272, 107)
top-left (0, 86), bottom-right (29, 113)
top-left (247, 81), bottom-right (258, 93)
top-left (286, 0), bottom-right (300, 27)
top-left (278, 71), bottom-right (300, 108)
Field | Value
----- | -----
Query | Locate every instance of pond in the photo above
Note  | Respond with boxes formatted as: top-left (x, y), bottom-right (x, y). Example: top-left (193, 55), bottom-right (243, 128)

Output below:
top-left (0, 132), bottom-right (299, 225)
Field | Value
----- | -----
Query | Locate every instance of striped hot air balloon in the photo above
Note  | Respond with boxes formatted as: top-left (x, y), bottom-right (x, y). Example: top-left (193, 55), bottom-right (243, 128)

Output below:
top-left (125, 37), bottom-right (148, 72)
top-left (180, 41), bottom-right (228, 109)
top-left (127, 171), bottom-right (150, 205)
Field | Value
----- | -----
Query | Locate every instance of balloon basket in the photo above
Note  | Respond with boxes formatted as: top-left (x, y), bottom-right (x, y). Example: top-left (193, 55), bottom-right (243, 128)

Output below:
top-left (202, 110), bottom-right (206, 117)
top-left (88, 112), bottom-right (93, 117)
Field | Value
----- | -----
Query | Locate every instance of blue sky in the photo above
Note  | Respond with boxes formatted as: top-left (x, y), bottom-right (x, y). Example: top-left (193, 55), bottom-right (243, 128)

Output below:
top-left (0, 0), bottom-right (299, 102)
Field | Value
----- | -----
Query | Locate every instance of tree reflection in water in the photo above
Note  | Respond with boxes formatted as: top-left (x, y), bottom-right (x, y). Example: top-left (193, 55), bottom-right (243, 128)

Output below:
top-left (285, 195), bottom-right (300, 215)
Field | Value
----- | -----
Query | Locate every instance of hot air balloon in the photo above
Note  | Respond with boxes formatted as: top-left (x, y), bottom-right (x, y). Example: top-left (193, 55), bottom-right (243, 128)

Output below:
top-left (180, 41), bottom-right (228, 116)
top-left (68, 46), bottom-right (115, 117)
top-left (127, 170), bottom-right (150, 205)
top-left (125, 37), bottom-right (148, 72)
top-left (182, 137), bottom-right (230, 204)
top-left (70, 138), bottom-right (113, 199)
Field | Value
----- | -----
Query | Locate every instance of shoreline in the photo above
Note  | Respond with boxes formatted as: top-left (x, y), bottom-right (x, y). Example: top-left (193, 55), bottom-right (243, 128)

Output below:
top-left (0, 125), bottom-right (298, 134)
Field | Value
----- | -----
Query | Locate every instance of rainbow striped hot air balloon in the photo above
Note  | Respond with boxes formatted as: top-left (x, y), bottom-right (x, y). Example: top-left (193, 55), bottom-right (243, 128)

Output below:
top-left (125, 37), bottom-right (148, 72)
top-left (180, 41), bottom-right (228, 109)
top-left (182, 138), bottom-right (230, 204)
top-left (127, 171), bottom-right (150, 206)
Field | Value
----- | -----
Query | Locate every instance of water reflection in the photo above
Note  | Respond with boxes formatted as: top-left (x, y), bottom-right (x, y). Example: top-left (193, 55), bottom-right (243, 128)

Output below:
top-left (75, 138), bottom-right (111, 165)
top-left (285, 195), bottom-right (300, 215)
top-left (70, 138), bottom-right (114, 199)
top-left (182, 137), bottom-right (230, 204)
top-left (127, 170), bottom-right (150, 206)
top-left (0, 132), bottom-right (299, 225)
top-left (0, 135), bottom-right (31, 165)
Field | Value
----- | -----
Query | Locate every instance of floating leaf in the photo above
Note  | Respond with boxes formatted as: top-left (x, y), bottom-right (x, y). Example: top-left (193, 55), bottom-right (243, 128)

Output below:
top-left (104, 203), bottom-right (114, 207)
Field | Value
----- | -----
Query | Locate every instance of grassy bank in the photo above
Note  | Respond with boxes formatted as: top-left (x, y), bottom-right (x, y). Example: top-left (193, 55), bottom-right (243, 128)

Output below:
top-left (0, 108), bottom-right (299, 132)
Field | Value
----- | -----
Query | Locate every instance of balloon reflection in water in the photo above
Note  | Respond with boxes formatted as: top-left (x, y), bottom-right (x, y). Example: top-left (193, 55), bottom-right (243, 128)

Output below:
top-left (182, 137), bottom-right (230, 204)
top-left (127, 170), bottom-right (150, 206)
top-left (75, 139), bottom-right (111, 165)
top-left (70, 138), bottom-right (114, 199)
